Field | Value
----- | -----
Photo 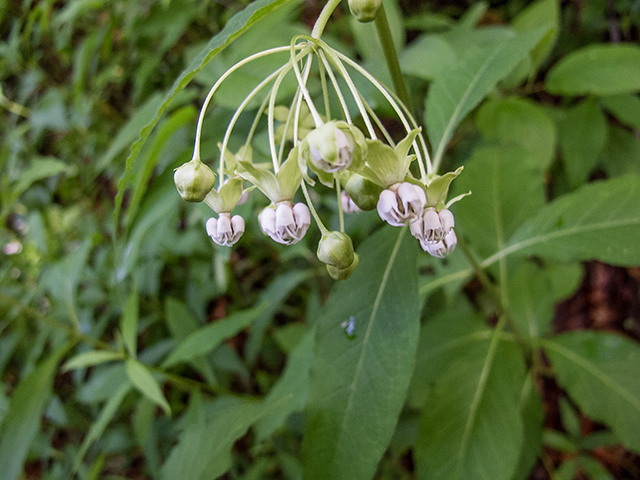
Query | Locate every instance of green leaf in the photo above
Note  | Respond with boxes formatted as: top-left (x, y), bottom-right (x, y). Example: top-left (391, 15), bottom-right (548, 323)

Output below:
top-left (302, 227), bottom-right (419, 480)
top-left (426, 28), bottom-right (546, 165)
top-left (0, 342), bottom-right (73, 480)
top-left (512, 374), bottom-right (545, 480)
top-left (114, 0), bottom-right (301, 229)
top-left (275, 147), bottom-right (303, 201)
top-left (400, 35), bottom-right (457, 81)
top-left (72, 382), bottom-right (131, 474)
top-left (125, 359), bottom-right (171, 416)
top-left (512, 0), bottom-right (559, 76)
top-left (543, 331), bottom-right (640, 453)
top-left (556, 99), bottom-right (607, 189)
top-left (600, 94), bottom-right (640, 131)
top-left (255, 328), bottom-right (314, 440)
top-left (476, 97), bottom-right (556, 169)
top-left (10, 157), bottom-right (69, 202)
top-left (121, 288), bottom-right (139, 357)
top-left (546, 44), bottom-right (640, 96)
top-left (454, 145), bottom-right (545, 258)
top-left (62, 350), bottom-right (125, 371)
top-left (162, 306), bottom-right (263, 368)
top-left (493, 176), bottom-right (640, 266)
top-left (415, 328), bottom-right (526, 480)
top-left (599, 125), bottom-right (640, 178)
top-left (161, 396), bottom-right (286, 480)
top-left (236, 160), bottom-right (281, 203)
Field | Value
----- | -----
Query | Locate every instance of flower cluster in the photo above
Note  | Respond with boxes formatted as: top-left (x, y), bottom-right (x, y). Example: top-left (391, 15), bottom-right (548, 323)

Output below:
top-left (173, 33), bottom-right (468, 280)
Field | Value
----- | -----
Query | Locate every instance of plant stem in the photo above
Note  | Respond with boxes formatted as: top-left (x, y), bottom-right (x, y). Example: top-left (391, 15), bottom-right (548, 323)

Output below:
top-left (374, 5), bottom-right (411, 111)
top-left (335, 176), bottom-right (345, 232)
top-left (311, 0), bottom-right (342, 39)
top-left (300, 181), bottom-right (329, 234)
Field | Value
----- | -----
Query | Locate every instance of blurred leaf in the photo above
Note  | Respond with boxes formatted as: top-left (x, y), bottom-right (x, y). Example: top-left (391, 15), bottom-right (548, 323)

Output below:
top-left (162, 396), bottom-right (288, 480)
top-left (125, 359), bottom-right (171, 416)
top-left (512, 375), bottom-right (545, 480)
top-left (350, 0), bottom-right (404, 62)
top-left (456, 2), bottom-right (488, 30)
top-left (454, 145), bottom-right (546, 258)
top-left (555, 459), bottom-right (577, 480)
top-left (63, 350), bottom-right (125, 371)
top-left (544, 331), bottom-right (640, 453)
top-left (0, 341), bottom-right (73, 480)
top-left (599, 125), bottom-right (640, 178)
top-left (600, 94), bottom-right (640, 131)
top-left (10, 157), bottom-right (69, 203)
top-left (546, 44), bottom-right (640, 96)
top-left (121, 288), bottom-right (139, 357)
top-left (494, 176), bottom-right (640, 266)
top-left (556, 99), bottom-right (607, 188)
top-left (476, 97), bottom-right (556, 169)
top-left (426, 27), bottom-right (545, 164)
top-left (415, 329), bottom-right (526, 480)
top-left (579, 456), bottom-right (615, 480)
top-left (302, 227), bottom-right (419, 480)
top-left (255, 328), bottom-right (314, 440)
top-left (400, 35), bottom-right (457, 80)
top-left (162, 306), bottom-right (263, 368)
top-left (72, 382), bottom-right (132, 474)
top-left (115, 0), bottom-right (302, 229)
top-left (512, 0), bottom-right (559, 76)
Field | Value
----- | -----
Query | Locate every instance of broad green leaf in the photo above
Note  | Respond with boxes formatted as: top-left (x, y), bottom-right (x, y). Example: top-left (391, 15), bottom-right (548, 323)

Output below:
top-left (302, 227), bottom-right (419, 480)
top-left (255, 328), bottom-right (314, 440)
top-left (0, 341), bottom-right (73, 480)
top-left (512, 0), bottom-right (559, 75)
top-left (72, 382), bottom-right (132, 474)
top-left (546, 44), bottom-right (640, 96)
top-left (62, 350), bottom-right (125, 371)
top-left (556, 99), bottom-right (607, 188)
top-left (600, 94), bottom-right (640, 131)
top-left (162, 306), bottom-right (263, 367)
top-left (544, 331), bottom-right (640, 453)
top-left (599, 125), bottom-right (640, 178)
top-left (415, 329), bottom-right (526, 480)
top-left (407, 305), bottom-right (491, 409)
top-left (492, 176), bottom-right (640, 266)
top-left (476, 97), bottom-right (556, 169)
top-left (426, 28), bottom-right (545, 165)
top-left (505, 260), bottom-right (582, 341)
top-left (114, 0), bottom-right (301, 229)
top-left (400, 35), bottom-right (457, 80)
top-left (125, 358), bottom-right (171, 416)
top-left (454, 145), bottom-right (546, 258)
top-left (161, 396), bottom-right (287, 480)
top-left (121, 288), bottom-right (139, 357)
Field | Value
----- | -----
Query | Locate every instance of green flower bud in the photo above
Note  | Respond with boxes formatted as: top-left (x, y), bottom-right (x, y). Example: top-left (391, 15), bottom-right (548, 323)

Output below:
top-left (339, 171), bottom-right (383, 211)
top-left (327, 253), bottom-right (359, 280)
top-left (174, 158), bottom-right (216, 202)
top-left (348, 0), bottom-right (382, 22)
top-left (301, 121), bottom-right (367, 175)
top-left (317, 231), bottom-right (355, 270)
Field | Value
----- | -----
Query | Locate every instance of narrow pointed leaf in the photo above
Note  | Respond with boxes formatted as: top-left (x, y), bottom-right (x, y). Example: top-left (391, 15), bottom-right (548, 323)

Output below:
top-left (302, 227), bottom-right (419, 480)
top-left (125, 359), bottom-right (171, 416)
top-left (121, 288), bottom-right (139, 357)
top-left (544, 331), bottom-right (640, 453)
top-left (63, 350), bottom-right (125, 371)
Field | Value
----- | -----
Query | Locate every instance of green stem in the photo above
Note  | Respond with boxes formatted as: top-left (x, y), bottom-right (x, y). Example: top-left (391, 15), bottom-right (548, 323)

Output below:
top-left (300, 181), bottom-right (329, 235)
top-left (335, 176), bottom-right (345, 232)
top-left (374, 5), bottom-right (411, 111)
top-left (311, 0), bottom-right (343, 39)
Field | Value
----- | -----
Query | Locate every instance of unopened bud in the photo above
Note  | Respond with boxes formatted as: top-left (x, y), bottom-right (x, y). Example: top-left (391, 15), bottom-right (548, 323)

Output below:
top-left (348, 0), bottom-right (382, 22)
top-left (174, 158), bottom-right (216, 202)
top-left (327, 253), bottom-right (360, 280)
top-left (340, 172), bottom-right (383, 211)
top-left (317, 231), bottom-right (355, 270)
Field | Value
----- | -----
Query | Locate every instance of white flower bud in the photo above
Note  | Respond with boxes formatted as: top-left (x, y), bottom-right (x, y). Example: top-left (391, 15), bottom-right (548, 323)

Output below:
top-left (259, 202), bottom-right (310, 245)
top-left (206, 213), bottom-right (245, 246)
top-left (423, 229), bottom-right (457, 258)
top-left (376, 182), bottom-right (426, 227)
top-left (410, 207), bottom-right (455, 243)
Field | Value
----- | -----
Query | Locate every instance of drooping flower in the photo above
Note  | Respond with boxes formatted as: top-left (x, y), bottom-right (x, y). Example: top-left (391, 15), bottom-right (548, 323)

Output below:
top-left (206, 213), bottom-right (245, 246)
top-left (341, 191), bottom-right (361, 213)
top-left (377, 182), bottom-right (426, 227)
top-left (259, 202), bottom-right (310, 245)
top-left (422, 229), bottom-right (457, 258)
top-left (174, 157), bottom-right (216, 202)
top-left (410, 207), bottom-right (454, 244)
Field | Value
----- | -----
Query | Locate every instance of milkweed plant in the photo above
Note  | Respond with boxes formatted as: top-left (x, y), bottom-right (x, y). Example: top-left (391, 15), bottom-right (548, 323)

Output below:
top-left (2, 0), bottom-right (640, 479)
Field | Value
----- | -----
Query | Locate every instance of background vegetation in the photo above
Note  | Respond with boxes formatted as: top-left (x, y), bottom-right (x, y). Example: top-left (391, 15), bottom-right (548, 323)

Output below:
top-left (2, 0), bottom-right (640, 479)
